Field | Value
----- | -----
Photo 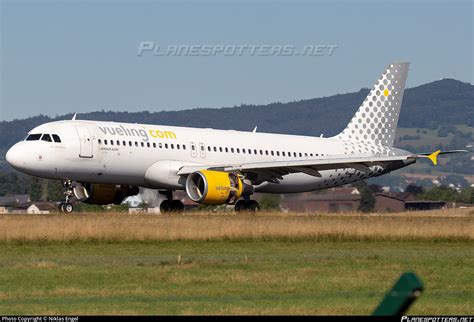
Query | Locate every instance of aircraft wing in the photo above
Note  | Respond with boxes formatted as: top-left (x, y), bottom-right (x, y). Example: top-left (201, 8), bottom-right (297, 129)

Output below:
top-left (177, 154), bottom-right (415, 183)
top-left (177, 149), bottom-right (468, 184)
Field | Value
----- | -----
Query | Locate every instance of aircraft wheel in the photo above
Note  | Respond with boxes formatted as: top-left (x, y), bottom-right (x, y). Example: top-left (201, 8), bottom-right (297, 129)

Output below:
top-left (246, 200), bottom-right (260, 212)
top-left (235, 200), bottom-right (247, 212)
top-left (170, 200), bottom-right (184, 213)
top-left (63, 203), bottom-right (74, 213)
top-left (160, 200), bottom-right (171, 213)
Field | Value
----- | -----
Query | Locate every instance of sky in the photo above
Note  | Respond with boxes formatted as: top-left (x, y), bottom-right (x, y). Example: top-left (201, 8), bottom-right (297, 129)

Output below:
top-left (0, 0), bottom-right (472, 121)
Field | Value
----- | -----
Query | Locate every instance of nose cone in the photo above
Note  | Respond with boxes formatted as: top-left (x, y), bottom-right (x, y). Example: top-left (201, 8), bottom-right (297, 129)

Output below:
top-left (6, 144), bottom-right (27, 170)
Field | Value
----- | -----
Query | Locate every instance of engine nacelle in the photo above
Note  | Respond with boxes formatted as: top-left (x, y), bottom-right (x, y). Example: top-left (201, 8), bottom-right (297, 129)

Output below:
top-left (73, 183), bottom-right (139, 205)
top-left (185, 170), bottom-right (252, 205)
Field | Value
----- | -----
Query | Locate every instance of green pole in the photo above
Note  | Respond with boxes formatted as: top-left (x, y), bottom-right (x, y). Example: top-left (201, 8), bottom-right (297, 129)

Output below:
top-left (372, 272), bottom-right (424, 316)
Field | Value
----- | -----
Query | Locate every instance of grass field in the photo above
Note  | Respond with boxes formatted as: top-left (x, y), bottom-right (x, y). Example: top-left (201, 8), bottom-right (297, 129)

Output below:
top-left (0, 209), bottom-right (472, 315)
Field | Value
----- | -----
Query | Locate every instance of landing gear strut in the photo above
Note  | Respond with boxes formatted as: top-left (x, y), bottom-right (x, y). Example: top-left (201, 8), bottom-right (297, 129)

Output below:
top-left (235, 198), bottom-right (260, 212)
top-left (159, 190), bottom-right (184, 213)
top-left (58, 180), bottom-right (74, 213)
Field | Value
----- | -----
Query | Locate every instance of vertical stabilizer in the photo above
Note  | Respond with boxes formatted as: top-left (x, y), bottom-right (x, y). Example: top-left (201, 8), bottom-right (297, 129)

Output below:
top-left (336, 62), bottom-right (409, 146)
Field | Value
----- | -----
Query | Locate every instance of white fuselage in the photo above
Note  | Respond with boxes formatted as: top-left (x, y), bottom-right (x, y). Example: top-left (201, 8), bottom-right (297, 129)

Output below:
top-left (6, 120), bottom-right (411, 194)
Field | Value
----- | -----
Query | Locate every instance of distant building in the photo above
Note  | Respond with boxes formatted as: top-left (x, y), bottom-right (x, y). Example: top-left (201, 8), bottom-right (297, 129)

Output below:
top-left (374, 192), bottom-right (447, 212)
top-left (281, 187), bottom-right (361, 213)
top-left (5, 202), bottom-right (57, 214)
top-left (0, 194), bottom-right (31, 206)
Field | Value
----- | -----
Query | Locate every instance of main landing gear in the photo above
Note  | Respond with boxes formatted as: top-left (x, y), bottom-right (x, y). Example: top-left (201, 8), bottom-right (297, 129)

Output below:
top-left (235, 198), bottom-right (260, 212)
top-left (58, 180), bottom-right (74, 213)
top-left (159, 190), bottom-right (184, 213)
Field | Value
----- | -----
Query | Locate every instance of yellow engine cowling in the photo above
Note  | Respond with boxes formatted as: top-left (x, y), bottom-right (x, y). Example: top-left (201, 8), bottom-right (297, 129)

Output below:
top-left (185, 170), bottom-right (244, 205)
top-left (73, 183), bottom-right (139, 205)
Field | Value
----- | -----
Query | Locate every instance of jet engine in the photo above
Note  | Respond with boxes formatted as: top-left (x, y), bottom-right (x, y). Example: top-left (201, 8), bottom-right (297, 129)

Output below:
top-left (73, 183), bottom-right (139, 205)
top-left (185, 170), bottom-right (252, 205)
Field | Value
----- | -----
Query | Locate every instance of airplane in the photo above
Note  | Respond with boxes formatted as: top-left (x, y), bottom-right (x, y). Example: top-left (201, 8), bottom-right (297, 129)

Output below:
top-left (5, 62), bottom-right (467, 213)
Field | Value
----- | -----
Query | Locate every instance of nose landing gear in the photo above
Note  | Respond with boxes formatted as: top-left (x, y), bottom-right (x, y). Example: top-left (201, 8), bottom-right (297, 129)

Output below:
top-left (58, 180), bottom-right (75, 213)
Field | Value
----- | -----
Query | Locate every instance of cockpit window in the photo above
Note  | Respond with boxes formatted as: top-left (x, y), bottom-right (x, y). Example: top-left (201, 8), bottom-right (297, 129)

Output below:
top-left (26, 134), bottom-right (42, 141)
top-left (52, 134), bottom-right (61, 143)
top-left (41, 134), bottom-right (52, 142)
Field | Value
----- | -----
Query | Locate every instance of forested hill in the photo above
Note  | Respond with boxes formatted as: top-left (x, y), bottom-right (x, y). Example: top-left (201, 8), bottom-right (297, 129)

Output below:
top-left (1, 78), bottom-right (473, 150)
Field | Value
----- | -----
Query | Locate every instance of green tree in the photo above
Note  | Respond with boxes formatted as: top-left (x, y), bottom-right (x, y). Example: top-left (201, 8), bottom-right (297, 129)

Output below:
top-left (419, 186), bottom-right (460, 202)
top-left (259, 195), bottom-right (280, 210)
top-left (358, 189), bottom-right (375, 213)
top-left (354, 181), bottom-right (375, 213)
top-left (29, 177), bottom-right (42, 201)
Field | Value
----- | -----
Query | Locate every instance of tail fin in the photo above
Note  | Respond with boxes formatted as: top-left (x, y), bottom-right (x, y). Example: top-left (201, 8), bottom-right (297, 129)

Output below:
top-left (336, 62), bottom-right (410, 146)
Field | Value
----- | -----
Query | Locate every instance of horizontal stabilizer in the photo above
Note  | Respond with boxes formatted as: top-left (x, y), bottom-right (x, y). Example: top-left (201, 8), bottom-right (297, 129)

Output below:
top-left (413, 150), bottom-right (469, 166)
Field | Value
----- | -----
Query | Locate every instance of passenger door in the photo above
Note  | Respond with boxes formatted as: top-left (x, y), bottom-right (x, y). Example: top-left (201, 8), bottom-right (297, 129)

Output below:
top-left (75, 126), bottom-right (93, 158)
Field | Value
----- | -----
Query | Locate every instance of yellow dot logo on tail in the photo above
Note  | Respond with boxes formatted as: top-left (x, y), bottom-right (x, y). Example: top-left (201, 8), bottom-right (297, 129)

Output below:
top-left (383, 89), bottom-right (389, 97)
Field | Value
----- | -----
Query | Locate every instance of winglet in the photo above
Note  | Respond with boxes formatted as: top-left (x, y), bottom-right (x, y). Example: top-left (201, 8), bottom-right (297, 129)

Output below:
top-left (427, 150), bottom-right (441, 165)
top-left (72, 113), bottom-right (77, 120)
top-left (252, 126), bottom-right (257, 133)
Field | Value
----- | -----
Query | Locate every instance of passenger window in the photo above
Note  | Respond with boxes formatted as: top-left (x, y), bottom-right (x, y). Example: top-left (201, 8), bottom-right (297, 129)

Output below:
top-left (147, 142), bottom-right (150, 148)
top-left (177, 144), bottom-right (180, 149)
top-left (225, 147), bottom-right (228, 153)
top-left (305, 153), bottom-right (308, 157)
top-left (159, 143), bottom-right (163, 148)
top-left (242, 149), bottom-right (246, 154)
top-left (135, 142), bottom-right (138, 147)
top-left (200, 145), bottom-right (203, 151)
top-left (248, 149), bottom-right (251, 154)
top-left (110, 140), bottom-right (114, 145)
top-left (153, 142), bottom-right (156, 148)
top-left (299, 153), bottom-right (302, 157)
top-left (123, 141), bottom-right (126, 146)
top-left (171, 144), bottom-right (174, 149)
top-left (276, 151), bottom-right (280, 156)
top-left (254, 149), bottom-right (257, 154)
top-left (183, 145), bottom-right (186, 150)
top-left (260, 150), bottom-right (263, 155)
top-left (271, 151), bottom-right (274, 156)
top-left (265, 150), bottom-right (268, 155)
top-left (293, 152), bottom-right (297, 157)
top-left (104, 140), bottom-right (108, 145)
top-left (231, 148), bottom-right (234, 153)
top-left (219, 147), bottom-right (223, 152)
top-left (165, 143), bottom-right (168, 149)
top-left (52, 134), bottom-right (61, 143)
top-left (207, 146), bottom-right (211, 152)
top-left (282, 152), bottom-right (285, 157)
top-left (214, 147), bottom-right (217, 152)
top-left (98, 139), bottom-right (102, 144)
top-left (237, 148), bottom-right (240, 153)
top-left (41, 134), bottom-right (52, 142)
top-left (191, 145), bottom-right (195, 151)
top-left (116, 140), bottom-right (120, 146)
top-left (141, 142), bottom-right (144, 147)
top-left (129, 141), bottom-right (132, 147)
top-left (26, 134), bottom-right (42, 141)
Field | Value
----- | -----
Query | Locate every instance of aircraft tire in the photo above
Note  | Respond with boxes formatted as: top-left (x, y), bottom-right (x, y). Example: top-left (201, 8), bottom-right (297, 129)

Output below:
top-left (234, 200), bottom-right (247, 212)
top-left (246, 200), bottom-right (260, 212)
top-left (170, 200), bottom-right (184, 213)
